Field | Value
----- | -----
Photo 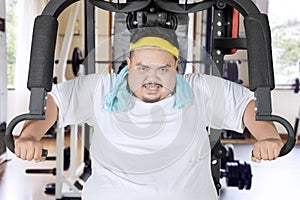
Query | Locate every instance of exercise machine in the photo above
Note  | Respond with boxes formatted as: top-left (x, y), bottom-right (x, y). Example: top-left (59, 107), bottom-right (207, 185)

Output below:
top-left (220, 144), bottom-right (252, 190)
top-left (4, 0), bottom-right (297, 199)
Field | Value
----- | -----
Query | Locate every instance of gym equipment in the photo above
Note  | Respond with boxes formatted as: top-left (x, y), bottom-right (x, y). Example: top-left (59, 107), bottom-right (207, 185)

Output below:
top-left (57, 47), bottom-right (219, 76)
top-left (275, 78), bottom-right (300, 93)
top-left (55, 2), bottom-right (80, 83)
top-left (25, 147), bottom-right (71, 175)
top-left (220, 145), bottom-right (252, 190)
top-left (54, 47), bottom-right (127, 76)
top-left (26, 147), bottom-right (72, 195)
top-left (0, 122), bottom-right (8, 164)
top-left (223, 60), bottom-right (243, 84)
top-left (4, 0), bottom-right (297, 199)
top-left (210, 138), bottom-right (252, 191)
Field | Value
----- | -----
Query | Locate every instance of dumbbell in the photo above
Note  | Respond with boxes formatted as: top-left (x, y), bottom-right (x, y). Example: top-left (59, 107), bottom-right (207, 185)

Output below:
top-left (220, 145), bottom-right (252, 190)
top-left (55, 48), bottom-right (126, 76)
top-left (221, 160), bottom-right (252, 190)
top-left (25, 147), bottom-right (70, 175)
top-left (276, 78), bottom-right (300, 93)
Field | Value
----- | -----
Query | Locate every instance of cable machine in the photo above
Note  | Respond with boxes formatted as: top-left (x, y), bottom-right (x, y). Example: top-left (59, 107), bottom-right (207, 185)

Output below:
top-left (4, 0), bottom-right (297, 199)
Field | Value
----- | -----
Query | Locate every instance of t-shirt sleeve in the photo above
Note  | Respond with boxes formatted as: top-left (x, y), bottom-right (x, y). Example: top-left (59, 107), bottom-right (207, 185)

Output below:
top-left (204, 75), bottom-right (254, 133)
top-left (49, 74), bottom-right (102, 127)
top-left (186, 74), bottom-right (254, 133)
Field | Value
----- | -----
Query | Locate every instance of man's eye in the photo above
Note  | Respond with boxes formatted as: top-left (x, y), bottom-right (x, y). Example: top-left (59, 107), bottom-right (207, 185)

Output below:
top-left (138, 66), bottom-right (147, 71)
top-left (160, 67), bottom-right (169, 72)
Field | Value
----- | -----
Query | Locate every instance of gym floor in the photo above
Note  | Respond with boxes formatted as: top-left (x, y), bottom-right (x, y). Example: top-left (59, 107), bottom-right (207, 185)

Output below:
top-left (0, 136), bottom-right (299, 200)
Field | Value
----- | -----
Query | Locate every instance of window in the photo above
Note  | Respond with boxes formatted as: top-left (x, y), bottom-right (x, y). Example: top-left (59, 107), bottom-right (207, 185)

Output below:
top-left (268, 1), bottom-right (300, 85)
top-left (6, 0), bottom-right (19, 87)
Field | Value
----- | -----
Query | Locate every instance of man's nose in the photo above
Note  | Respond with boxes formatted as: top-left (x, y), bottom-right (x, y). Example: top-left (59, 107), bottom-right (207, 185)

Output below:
top-left (146, 68), bottom-right (159, 81)
top-left (150, 67), bottom-right (161, 76)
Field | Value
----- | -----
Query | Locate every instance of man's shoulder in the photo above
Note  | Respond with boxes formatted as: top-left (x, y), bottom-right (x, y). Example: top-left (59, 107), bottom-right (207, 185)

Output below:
top-left (183, 73), bottom-right (206, 85)
top-left (76, 72), bottom-right (117, 85)
top-left (184, 73), bottom-right (227, 85)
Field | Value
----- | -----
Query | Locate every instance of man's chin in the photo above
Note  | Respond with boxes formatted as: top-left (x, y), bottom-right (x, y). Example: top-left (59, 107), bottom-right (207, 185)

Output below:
top-left (141, 96), bottom-right (161, 103)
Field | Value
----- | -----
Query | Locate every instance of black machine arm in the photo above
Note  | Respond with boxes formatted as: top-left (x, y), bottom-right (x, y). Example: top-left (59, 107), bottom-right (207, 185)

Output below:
top-left (89, 0), bottom-right (152, 13)
top-left (42, 0), bottom-right (80, 18)
top-left (5, 13), bottom-right (60, 157)
top-left (153, 0), bottom-right (216, 13)
top-left (153, 0), bottom-right (260, 15)
top-left (4, 113), bottom-right (48, 157)
top-left (255, 88), bottom-right (296, 156)
top-left (213, 0), bottom-right (295, 156)
top-left (4, 0), bottom-right (80, 157)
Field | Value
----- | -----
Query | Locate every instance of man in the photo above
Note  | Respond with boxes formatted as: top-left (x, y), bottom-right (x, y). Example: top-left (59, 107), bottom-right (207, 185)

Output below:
top-left (15, 27), bottom-right (283, 199)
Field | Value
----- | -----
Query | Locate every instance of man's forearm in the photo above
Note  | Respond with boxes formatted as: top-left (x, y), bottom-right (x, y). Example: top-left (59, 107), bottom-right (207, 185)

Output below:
top-left (243, 100), bottom-right (283, 162)
top-left (243, 100), bottom-right (281, 141)
top-left (20, 94), bottom-right (58, 140)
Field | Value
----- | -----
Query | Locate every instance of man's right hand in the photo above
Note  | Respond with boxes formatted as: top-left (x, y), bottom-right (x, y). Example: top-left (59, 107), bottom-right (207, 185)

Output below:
top-left (13, 95), bottom-right (58, 162)
top-left (14, 136), bottom-right (45, 162)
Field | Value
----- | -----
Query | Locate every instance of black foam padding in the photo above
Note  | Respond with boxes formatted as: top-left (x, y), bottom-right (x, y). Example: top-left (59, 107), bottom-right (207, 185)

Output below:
top-left (244, 14), bottom-right (275, 91)
top-left (27, 15), bottom-right (58, 92)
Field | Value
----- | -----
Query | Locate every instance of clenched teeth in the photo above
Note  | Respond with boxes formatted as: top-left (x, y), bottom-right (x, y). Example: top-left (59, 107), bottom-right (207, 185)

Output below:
top-left (143, 84), bottom-right (162, 89)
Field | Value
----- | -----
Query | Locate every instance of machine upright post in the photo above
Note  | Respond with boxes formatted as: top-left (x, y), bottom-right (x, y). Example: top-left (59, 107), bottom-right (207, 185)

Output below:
top-left (83, 0), bottom-right (95, 169)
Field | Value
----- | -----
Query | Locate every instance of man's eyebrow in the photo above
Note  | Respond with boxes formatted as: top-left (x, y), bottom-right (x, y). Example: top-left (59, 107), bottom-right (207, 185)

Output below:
top-left (159, 64), bottom-right (172, 69)
top-left (136, 63), bottom-right (150, 68)
top-left (136, 62), bottom-right (172, 69)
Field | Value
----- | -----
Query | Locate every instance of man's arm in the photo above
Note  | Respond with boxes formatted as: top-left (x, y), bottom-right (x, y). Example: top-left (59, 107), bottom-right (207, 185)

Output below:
top-left (243, 100), bottom-right (284, 162)
top-left (14, 94), bottom-right (58, 161)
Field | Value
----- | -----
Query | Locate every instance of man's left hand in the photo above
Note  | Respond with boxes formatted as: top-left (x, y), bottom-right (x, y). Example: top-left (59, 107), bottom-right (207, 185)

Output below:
top-left (251, 138), bottom-right (284, 163)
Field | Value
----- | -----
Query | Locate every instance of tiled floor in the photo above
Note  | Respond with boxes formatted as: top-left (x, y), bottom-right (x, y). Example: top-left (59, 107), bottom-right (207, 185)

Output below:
top-left (0, 137), bottom-right (299, 200)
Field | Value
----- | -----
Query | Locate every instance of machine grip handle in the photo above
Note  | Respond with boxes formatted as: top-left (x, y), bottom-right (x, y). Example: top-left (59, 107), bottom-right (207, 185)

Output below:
top-left (27, 15), bottom-right (58, 92)
top-left (244, 14), bottom-right (275, 91)
top-left (257, 115), bottom-right (296, 157)
top-left (5, 114), bottom-right (48, 157)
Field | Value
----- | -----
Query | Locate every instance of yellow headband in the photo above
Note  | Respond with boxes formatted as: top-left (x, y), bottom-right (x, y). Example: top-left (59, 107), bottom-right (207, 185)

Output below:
top-left (129, 37), bottom-right (179, 59)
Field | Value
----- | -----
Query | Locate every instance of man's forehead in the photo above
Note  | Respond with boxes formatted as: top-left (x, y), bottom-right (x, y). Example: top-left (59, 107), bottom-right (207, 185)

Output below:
top-left (132, 46), bottom-right (173, 54)
top-left (130, 48), bottom-right (176, 62)
top-left (134, 62), bottom-right (173, 69)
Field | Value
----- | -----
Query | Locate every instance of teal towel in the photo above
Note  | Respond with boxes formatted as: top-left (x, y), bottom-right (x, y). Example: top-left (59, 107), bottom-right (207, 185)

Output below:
top-left (174, 74), bottom-right (194, 109)
top-left (102, 66), bottom-right (130, 113)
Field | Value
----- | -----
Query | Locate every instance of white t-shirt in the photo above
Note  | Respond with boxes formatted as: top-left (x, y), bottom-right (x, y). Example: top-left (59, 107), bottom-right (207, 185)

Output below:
top-left (51, 73), bottom-right (253, 200)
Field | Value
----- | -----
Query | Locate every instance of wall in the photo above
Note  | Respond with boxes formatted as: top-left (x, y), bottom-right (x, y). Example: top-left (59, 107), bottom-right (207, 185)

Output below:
top-left (272, 90), bottom-right (300, 134)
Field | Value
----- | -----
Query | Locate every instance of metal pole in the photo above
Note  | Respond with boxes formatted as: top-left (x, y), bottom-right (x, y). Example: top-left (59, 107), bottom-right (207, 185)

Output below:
top-left (83, 0), bottom-right (95, 163)
top-left (55, 3), bottom-right (80, 83)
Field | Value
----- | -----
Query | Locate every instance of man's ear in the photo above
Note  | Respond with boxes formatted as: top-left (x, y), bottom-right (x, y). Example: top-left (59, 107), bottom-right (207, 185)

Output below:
top-left (174, 58), bottom-right (178, 69)
top-left (126, 56), bottom-right (131, 69)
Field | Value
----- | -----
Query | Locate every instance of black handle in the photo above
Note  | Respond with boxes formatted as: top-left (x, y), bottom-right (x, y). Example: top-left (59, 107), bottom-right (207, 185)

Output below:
top-left (5, 114), bottom-right (48, 157)
top-left (256, 114), bottom-right (296, 157)
top-left (26, 168), bottom-right (56, 175)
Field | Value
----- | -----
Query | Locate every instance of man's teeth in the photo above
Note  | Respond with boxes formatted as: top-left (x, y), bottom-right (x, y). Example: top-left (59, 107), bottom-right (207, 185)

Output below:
top-left (144, 84), bottom-right (161, 89)
top-left (148, 86), bottom-right (158, 90)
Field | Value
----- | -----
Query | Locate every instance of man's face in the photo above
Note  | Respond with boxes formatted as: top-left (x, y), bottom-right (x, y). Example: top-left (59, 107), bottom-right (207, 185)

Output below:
top-left (127, 48), bottom-right (178, 103)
